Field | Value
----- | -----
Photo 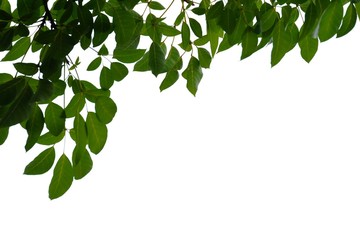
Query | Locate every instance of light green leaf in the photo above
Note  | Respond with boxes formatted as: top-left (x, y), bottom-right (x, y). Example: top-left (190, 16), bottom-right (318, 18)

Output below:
top-left (49, 154), bottom-right (73, 200)
top-left (95, 96), bottom-right (117, 124)
top-left (24, 147), bottom-right (55, 175)
top-left (182, 57), bottom-right (203, 96)
top-left (86, 112), bottom-right (107, 154)
top-left (2, 37), bottom-right (31, 61)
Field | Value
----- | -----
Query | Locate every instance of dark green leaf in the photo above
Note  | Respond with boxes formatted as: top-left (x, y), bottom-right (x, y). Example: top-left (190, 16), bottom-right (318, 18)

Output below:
top-left (87, 57), bottom-right (102, 71)
top-left (299, 3), bottom-right (318, 40)
top-left (0, 73), bottom-right (13, 84)
top-left (189, 18), bottom-right (203, 37)
top-left (148, 1), bottom-right (165, 10)
top-left (149, 42), bottom-right (166, 76)
top-left (0, 127), bottom-right (9, 145)
top-left (49, 154), bottom-right (73, 200)
top-left (271, 20), bottom-right (292, 67)
top-left (158, 23), bottom-right (181, 36)
top-left (14, 62), bottom-right (38, 75)
top-left (181, 22), bottom-right (191, 49)
top-left (86, 112), bottom-right (107, 154)
top-left (24, 147), bottom-right (55, 175)
top-left (110, 62), bottom-right (128, 81)
top-left (100, 66), bottom-right (114, 89)
top-left (45, 102), bottom-right (65, 136)
top-left (34, 79), bottom-right (54, 103)
top-left (260, 8), bottom-right (277, 32)
top-left (25, 105), bottom-right (44, 151)
top-left (134, 52), bottom-right (150, 72)
top-left (197, 47), bottom-right (212, 68)
top-left (165, 47), bottom-right (182, 70)
top-left (241, 29), bottom-right (258, 60)
top-left (182, 57), bottom-right (203, 96)
top-left (337, 3), bottom-right (356, 38)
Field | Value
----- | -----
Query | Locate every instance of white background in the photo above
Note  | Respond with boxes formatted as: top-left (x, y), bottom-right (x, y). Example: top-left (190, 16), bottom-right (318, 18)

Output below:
top-left (1, 21), bottom-right (360, 239)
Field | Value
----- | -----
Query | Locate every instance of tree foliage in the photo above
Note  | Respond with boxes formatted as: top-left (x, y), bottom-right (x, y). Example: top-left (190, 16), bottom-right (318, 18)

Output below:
top-left (0, 0), bottom-right (358, 199)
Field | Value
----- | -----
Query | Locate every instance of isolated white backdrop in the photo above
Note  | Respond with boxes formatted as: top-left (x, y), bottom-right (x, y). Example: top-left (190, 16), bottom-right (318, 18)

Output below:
top-left (1, 25), bottom-right (360, 239)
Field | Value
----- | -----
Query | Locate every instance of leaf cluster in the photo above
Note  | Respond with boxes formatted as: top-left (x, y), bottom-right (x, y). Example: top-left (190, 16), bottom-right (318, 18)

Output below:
top-left (0, 0), bottom-right (358, 198)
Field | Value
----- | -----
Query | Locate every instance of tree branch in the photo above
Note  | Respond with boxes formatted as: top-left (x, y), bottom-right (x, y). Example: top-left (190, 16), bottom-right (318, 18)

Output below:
top-left (42, 0), bottom-right (57, 29)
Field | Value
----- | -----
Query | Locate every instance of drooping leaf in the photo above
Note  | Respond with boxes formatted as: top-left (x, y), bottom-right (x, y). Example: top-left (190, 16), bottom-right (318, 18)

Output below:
top-left (197, 47), bottom-right (212, 68)
top-left (241, 29), bottom-right (258, 60)
top-left (149, 42), bottom-right (166, 76)
top-left (182, 57), bottom-right (203, 96)
top-left (299, 35), bottom-right (318, 63)
top-left (113, 48), bottom-right (146, 63)
top-left (2, 37), bottom-right (31, 61)
top-left (49, 154), bottom-right (73, 200)
top-left (45, 102), bottom-right (65, 136)
top-left (72, 147), bottom-right (93, 180)
top-left (181, 22), bottom-right (191, 50)
top-left (95, 96), bottom-right (117, 124)
top-left (87, 57), bottom-right (102, 71)
top-left (0, 127), bottom-right (9, 145)
top-left (337, 3), bottom-right (356, 38)
top-left (271, 20), bottom-right (292, 67)
top-left (189, 18), bottom-right (203, 37)
top-left (160, 70), bottom-right (179, 92)
top-left (37, 130), bottom-right (65, 145)
top-left (110, 62), bottom-right (128, 81)
top-left (14, 62), bottom-right (38, 75)
top-left (318, 0), bottom-right (343, 42)
top-left (24, 147), bottom-right (55, 175)
top-left (64, 93), bottom-right (85, 118)
top-left (100, 66), bottom-right (114, 89)
top-left (86, 112), bottom-right (107, 154)
top-left (25, 104), bottom-right (44, 151)
top-left (165, 47), bottom-right (182, 70)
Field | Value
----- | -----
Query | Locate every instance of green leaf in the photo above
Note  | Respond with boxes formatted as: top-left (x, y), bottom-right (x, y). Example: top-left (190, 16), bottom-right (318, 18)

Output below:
top-left (299, 3), bottom-right (318, 40)
top-left (24, 147), bottom-right (55, 175)
top-left (0, 127), bottom-right (9, 145)
top-left (14, 62), bottom-right (38, 75)
top-left (0, 28), bottom-right (14, 51)
top-left (65, 93), bottom-right (85, 118)
top-left (182, 57), bottom-right (203, 96)
top-left (110, 62), bottom-right (128, 81)
top-left (260, 8), bottom-right (277, 32)
top-left (134, 52), bottom-right (150, 72)
top-left (45, 102), bottom-right (65, 136)
top-left (95, 96), bottom-right (117, 124)
top-left (160, 70), bottom-right (179, 92)
top-left (337, 3), bottom-right (356, 38)
top-left (219, 8), bottom-right (237, 34)
top-left (318, 0), bottom-right (343, 42)
top-left (0, 73), bottom-right (13, 84)
top-left (148, 1), bottom-right (165, 10)
top-left (2, 37), bottom-right (30, 61)
top-left (72, 147), bottom-right (93, 180)
top-left (93, 13), bottom-right (111, 47)
top-left (87, 57), bottom-right (102, 71)
top-left (299, 35), bottom-right (318, 63)
top-left (100, 66), bottom-right (114, 89)
top-left (0, 79), bottom-right (35, 128)
top-left (158, 23), bottom-right (181, 36)
top-left (37, 130), bottom-right (65, 145)
top-left (25, 105), bottom-right (44, 151)
top-left (86, 112), bottom-right (107, 154)
top-left (98, 44), bottom-right (109, 55)
top-left (197, 47), bottom-right (212, 68)
top-left (165, 47), bottom-right (182, 70)
top-left (271, 20), bottom-right (292, 67)
top-left (241, 29), bottom-right (258, 60)
top-left (113, 48), bottom-right (146, 63)
top-left (189, 18), bottom-right (203, 37)
top-left (181, 22), bottom-right (191, 50)
top-left (149, 42), bottom-right (166, 76)
top-left (49, 154), bottom-right (73, 200)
